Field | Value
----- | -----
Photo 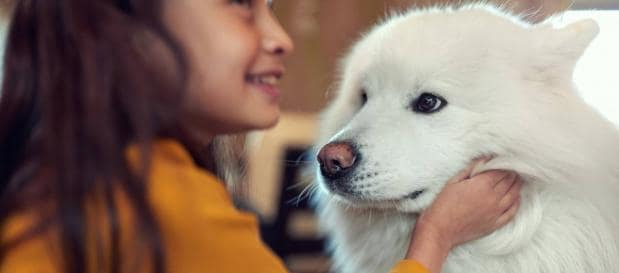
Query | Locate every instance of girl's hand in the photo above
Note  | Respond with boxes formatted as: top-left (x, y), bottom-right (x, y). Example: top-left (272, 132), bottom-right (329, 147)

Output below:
top-left (405, 162), bottom-right (522, 273)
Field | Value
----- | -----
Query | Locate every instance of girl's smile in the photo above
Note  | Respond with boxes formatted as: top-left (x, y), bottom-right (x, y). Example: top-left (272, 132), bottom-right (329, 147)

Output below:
top-left (246, 67), bottom-right (284, 100)
top-left (165, 0), bottom-right (293, 135)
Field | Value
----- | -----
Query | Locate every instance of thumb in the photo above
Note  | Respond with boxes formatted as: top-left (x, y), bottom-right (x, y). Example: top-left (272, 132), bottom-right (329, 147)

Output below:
top-left (449, 157), bottom-right (491, 184)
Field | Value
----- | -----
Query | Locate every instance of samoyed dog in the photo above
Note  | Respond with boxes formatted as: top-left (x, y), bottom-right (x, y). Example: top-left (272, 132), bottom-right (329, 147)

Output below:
top-left (312, 4), bottom-right (619, 273)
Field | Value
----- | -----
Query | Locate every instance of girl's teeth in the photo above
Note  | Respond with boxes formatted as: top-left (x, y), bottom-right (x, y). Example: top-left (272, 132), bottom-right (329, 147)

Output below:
top-left (249, 75), bottom-right (278, 85)
top-left (260, 76), bottom-right (277, 85)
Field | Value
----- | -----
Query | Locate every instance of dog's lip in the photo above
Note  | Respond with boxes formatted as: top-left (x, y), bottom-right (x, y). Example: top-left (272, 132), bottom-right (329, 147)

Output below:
top-left (404, 189), bottom-right (426, 200)
top-left (338, 189), bottom-right (427, 203)
top-left (378, 189), bottom-right (426, 202)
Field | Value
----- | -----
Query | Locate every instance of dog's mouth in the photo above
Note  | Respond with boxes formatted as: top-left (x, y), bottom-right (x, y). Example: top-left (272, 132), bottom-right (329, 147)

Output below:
top-left (324, 176), bottom-right (427, 202)
top-left (366, 189), bottom-right (426, 202)
top-left (333, 188), bottom-right (427, 204)
top-left (404, 189), bottom-right (426, 199)
top-left (327, 188), bottom-right (429, 212)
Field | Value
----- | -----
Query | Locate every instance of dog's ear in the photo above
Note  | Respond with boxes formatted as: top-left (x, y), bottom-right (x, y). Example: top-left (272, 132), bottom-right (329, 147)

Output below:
top-left (530, 19), bottom-right (599, 84)
top-left (550, 19), bottom-right (599, 60)
top-left (537, 19), bottom-right (599, 66)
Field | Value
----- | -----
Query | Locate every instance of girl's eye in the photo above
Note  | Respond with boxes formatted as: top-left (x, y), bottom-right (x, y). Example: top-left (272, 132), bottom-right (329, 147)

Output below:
top-left (412, 93), bottom-right (448, 114)
top-left (230, 0), bottom-right (252, 8)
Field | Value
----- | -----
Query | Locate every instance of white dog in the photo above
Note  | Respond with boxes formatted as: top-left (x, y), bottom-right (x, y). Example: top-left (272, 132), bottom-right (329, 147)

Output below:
top-left (312, 4), bottom-right (619, 273)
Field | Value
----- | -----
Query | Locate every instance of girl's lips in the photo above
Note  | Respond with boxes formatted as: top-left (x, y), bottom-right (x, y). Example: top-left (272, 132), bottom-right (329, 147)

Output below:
top-left (246, 71), bottom-right (283, 99)
top-left (252, 82), bottom-right (281, 99)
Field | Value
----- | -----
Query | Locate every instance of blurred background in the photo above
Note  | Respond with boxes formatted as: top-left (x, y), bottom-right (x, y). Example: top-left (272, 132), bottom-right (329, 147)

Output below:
top-left (1, 1), bottom-right (618, 272)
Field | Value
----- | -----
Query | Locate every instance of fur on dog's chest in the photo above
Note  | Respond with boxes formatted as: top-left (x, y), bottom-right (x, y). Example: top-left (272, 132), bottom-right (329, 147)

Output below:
top-left (321, 188), bottom-right (619, 273)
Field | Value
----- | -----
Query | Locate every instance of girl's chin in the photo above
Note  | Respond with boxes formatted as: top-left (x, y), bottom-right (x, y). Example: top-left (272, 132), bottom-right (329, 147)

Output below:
top-left (205, 108), bottom-right (281, 134)
top-left (230, 109), bottom-right (280, 132)
top-left (251, 113), bottom-right (280, 130)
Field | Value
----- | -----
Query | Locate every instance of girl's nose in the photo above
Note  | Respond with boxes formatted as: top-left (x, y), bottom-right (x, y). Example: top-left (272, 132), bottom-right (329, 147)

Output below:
top-left (261, 14), bottom-right (294, 56)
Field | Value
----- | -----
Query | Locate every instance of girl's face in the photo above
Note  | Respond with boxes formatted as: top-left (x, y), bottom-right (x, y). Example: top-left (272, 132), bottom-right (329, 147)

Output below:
top-left (164, 0), bottom-right (293, 136)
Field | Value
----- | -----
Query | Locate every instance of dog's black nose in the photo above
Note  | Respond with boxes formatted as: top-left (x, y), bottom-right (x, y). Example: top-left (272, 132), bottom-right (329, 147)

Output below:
top-left (317, 141), bottom-right (358, 179)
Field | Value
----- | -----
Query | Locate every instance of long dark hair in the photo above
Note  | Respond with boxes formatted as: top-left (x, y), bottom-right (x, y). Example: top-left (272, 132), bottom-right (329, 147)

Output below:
top-left (0, 1), bottom-right (188, 273)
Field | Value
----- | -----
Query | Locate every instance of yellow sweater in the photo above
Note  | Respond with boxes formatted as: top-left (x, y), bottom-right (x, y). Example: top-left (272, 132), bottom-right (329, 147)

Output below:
top-left (0, 140), bottom-right (428, 273)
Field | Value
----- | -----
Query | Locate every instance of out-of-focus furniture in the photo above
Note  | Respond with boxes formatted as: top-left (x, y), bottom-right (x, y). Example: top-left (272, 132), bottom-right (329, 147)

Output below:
top-left (245, 113), bottom-right (329, 273)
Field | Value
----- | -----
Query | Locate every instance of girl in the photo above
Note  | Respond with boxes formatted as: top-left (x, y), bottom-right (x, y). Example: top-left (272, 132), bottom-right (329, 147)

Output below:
top-left (0, 1), bottom-right (521, 273)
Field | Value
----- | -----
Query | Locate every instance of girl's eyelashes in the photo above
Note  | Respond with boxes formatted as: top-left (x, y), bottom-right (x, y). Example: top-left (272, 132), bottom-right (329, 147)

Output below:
top-left (230, 0), bottom-right (274, 12)
top-left (230, 0), bottom-right (253, 8)
top-left (229, 0), bottom-right (254, 20)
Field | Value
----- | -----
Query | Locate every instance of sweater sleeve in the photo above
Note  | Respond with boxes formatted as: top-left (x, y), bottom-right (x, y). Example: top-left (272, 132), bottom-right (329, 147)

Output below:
top-left (0, 213), bottom-right (59, 273)
top-left (389, 260), bottom-right (431, 273)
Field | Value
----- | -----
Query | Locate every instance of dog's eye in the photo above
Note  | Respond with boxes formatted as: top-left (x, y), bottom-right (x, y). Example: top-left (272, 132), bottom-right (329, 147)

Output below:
top-left (360, 90), bottom-right (368, 106)
top-left (412, 93), bottom-right (447, 114)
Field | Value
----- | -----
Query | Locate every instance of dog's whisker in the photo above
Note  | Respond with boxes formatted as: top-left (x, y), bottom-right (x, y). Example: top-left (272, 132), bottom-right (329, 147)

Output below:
top-left (282, 160), bottom-right (313, 166)
top-left (288, 182), bottom-right (316, 206)
top-left (297, 150), bottom-right (316, 164)
top-left (307, 185), bottom-right (320, 201)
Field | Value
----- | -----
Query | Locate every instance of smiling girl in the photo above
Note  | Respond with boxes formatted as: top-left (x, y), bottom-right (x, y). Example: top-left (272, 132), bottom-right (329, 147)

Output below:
top-left (0, 1), bottom-right (520, 273)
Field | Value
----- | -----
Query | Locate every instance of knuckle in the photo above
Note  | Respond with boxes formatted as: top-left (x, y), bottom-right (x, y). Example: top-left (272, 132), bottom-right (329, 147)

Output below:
top-left (481, 170), bottom-right (504, 180)
top-left (496, 171), bottom-right (512, 180)
top-left (500, 195), bottom-right (513, 207)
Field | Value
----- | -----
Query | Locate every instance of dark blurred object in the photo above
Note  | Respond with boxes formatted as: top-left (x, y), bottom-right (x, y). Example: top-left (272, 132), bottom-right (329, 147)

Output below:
top-left (260, 147), bottom-right (329, 273)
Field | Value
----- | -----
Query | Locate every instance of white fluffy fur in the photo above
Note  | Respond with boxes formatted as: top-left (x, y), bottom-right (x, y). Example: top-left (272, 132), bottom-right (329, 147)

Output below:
top-left (312, 4), bottom-right (619, 273)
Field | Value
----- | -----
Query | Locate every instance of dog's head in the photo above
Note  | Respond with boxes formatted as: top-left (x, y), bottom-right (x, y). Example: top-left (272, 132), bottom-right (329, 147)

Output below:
top-left (314, 5), bottom-right (598, 212)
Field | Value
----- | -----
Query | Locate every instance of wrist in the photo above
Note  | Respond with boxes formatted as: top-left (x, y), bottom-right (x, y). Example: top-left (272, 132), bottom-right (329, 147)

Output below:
top-left (405, 221), bottom-right (453, 273)
top-left (415, 217), bottom-right (454, 253)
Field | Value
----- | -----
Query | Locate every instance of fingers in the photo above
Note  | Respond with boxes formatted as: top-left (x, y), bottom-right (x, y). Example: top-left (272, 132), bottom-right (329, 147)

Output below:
top-left (495, 197), bottom-right (521, 228)
top-left (495, 176), bottom-right (523, 227)
top-left (466, 170), bottom-right (510, 188)
top-left (493, 172), bottom-right (518, 195)
top-left (501, 175), bottom-right (522, 200)
top-left (448, 164), bottom-right (476, 184)
top-left (499, 175), bottom-right (523, 208)
top-left (449, 157), bottom-right (493, 184)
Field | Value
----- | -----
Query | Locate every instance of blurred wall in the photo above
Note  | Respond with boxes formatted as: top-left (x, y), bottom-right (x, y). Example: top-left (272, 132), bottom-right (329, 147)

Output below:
top-left (274, 0), bottom-right (571, 113)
